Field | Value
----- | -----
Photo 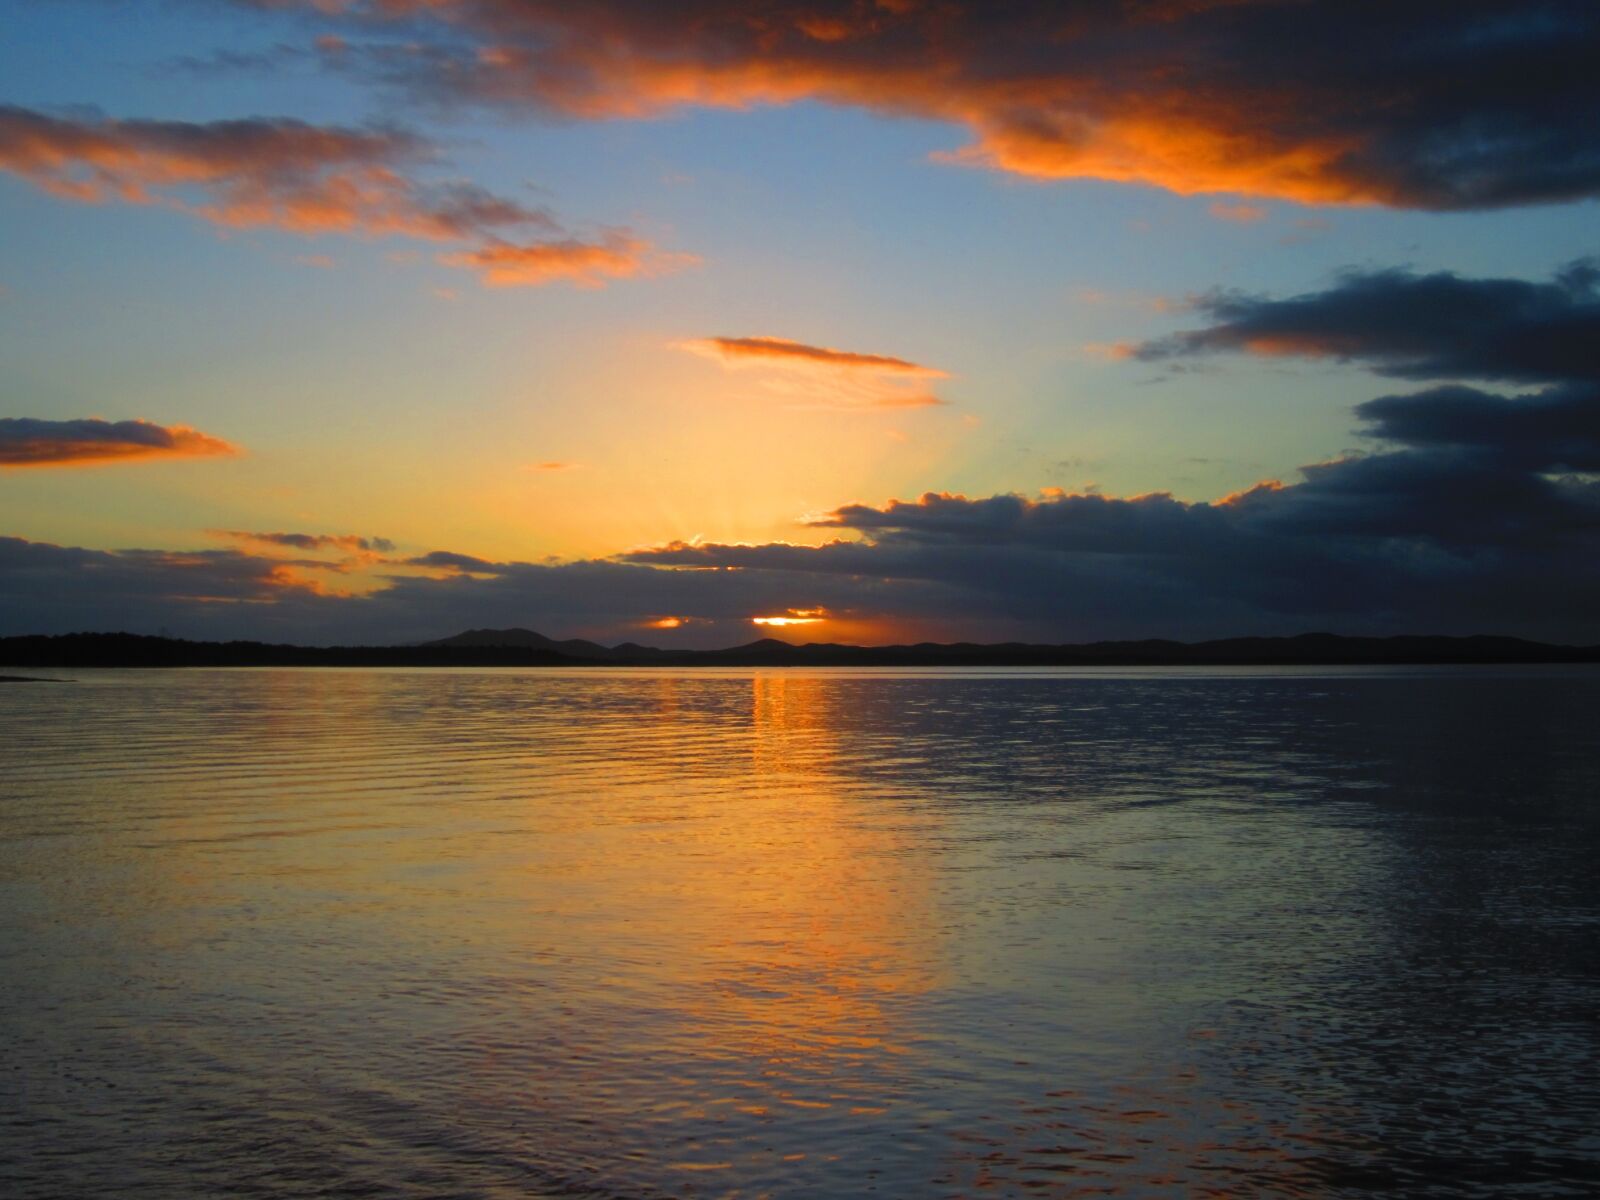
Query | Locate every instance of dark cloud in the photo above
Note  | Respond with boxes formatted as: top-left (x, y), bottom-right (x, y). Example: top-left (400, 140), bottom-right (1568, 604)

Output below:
top-left (1135, 260), bottom-right (1600, 384)
top-left (617, 314), bottom-right (1600, 640)
top-left (0, 538), bottom-right (326, 610)
top-left (1356, 384), bottom-right (1600, 471)
top-left (402, 550), bottom-right (505, 574)
top-left (1120, 261), bottom-right (1600, 575)
top-left (213, 530), bottom-right (397, 554)
top-left (621, 449), bottom-right (1600, 642)
top-left (236, 1), bottom-right (1600, 209)
top-left (0, 418), bottom-right (236, 467)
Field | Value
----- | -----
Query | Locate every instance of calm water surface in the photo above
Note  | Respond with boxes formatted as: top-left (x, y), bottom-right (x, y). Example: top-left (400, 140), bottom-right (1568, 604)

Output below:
top-left (1, 667), bottom-right (1597, 1198)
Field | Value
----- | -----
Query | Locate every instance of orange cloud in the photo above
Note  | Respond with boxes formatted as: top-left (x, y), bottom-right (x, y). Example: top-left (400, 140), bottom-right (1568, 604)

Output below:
top-left (209, 530), bottom-right (395, 556)
top-left (1082, 340), bottom-right (1138, 361)
top-left (685, 336), bottom-right (948, 378)
top-left (1238, 333), bottom-right (1359, 357)
top-left (204, 530), bottom-right (399, 590)
top-left (679, 334), bottom-right (949, 410)
top-left (1217, 479), bottom-right (1286, 507)
top-left (441, 233), bottom-right (695, 288)
top-left (0, 418), bottom-right (236, 468)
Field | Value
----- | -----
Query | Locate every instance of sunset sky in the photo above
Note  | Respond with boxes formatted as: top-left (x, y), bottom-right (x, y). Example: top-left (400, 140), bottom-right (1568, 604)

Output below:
top-left (3, 0), bottom-right (1597, 646)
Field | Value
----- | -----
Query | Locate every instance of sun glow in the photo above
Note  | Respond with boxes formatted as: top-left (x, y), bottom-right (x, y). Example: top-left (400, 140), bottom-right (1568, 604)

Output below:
top-left (751, 608), bottom-right (826, 627)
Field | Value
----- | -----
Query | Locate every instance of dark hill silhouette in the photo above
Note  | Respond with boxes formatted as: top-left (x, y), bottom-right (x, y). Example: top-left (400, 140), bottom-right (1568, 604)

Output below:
top-left (1, 629), bottom-right (1597, 668)
top-left (426, 627), bottom-right (619, 659)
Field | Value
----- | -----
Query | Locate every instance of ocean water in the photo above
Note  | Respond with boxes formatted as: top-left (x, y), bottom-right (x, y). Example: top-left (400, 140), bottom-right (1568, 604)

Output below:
top-left (1, 666), bottom-right (1596, 1199)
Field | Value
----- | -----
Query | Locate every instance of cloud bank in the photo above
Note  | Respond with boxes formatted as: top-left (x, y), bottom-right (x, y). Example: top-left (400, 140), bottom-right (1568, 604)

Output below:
top-left (7, 371), bottom-right (1599, 643)
top-left (244, 0), bottom-right (1600, 209)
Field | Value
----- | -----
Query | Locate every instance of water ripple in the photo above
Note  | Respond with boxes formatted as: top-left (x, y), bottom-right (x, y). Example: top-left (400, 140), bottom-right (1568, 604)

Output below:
top-left (1, 666), bottom-right (1597, 1198)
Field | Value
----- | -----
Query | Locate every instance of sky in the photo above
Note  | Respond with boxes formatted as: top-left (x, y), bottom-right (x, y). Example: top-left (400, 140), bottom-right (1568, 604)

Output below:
top-left (2, 0), bottom-right (1597, 647)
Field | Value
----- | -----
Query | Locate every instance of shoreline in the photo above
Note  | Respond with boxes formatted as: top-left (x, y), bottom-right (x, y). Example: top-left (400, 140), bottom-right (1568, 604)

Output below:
top-left (5, 630), bottom-right (1599, 671)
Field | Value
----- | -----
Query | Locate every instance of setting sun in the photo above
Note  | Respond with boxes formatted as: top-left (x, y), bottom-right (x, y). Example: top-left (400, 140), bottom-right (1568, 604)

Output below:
top-left (751, 608), bottom-right (827, 627)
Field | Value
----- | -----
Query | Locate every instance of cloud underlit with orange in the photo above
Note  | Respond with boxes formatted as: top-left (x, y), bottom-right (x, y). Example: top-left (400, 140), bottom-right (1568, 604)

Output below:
top-left (210, 529), bottom-right (396, 556)
top-left (680, 335), bottom-right (948, 409)
top-left (687, 336), bottom-right (947, 378)
top-left (0, 418), bottom-right (236, 467)
top-left (442, 233), bottom-right (695, 289)
top-left (251, 1), bottom-right (1600, 210)
top-left (1129, 260), bottom-right (1600, 387)
top-left (0, 104), bottom-right (691, 289)
top-left (0, 104), bottom-right (548, 240)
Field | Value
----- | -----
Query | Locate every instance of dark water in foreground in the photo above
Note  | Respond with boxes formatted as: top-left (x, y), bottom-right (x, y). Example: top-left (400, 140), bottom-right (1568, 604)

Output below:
top-left (1, 666), bottom-right (1597, 1199)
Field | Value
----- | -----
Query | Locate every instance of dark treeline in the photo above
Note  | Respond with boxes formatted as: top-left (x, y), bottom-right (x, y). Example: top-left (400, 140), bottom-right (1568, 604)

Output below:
top-left (2, 630), bottom-right (1598, 669)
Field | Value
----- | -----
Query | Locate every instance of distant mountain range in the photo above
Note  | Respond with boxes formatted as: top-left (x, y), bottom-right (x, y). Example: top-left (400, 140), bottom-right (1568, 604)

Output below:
top-left (2, 628), bottom-right (1598, 668)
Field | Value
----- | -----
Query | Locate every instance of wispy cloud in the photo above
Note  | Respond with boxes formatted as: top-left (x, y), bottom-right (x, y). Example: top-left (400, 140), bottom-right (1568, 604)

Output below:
top-left (1208, 201), bottom-right (1267, 223)
top-left (1082, 341), bottom-right (1138, 362)
top-left (684, 336), bottom-right (949, 378)
top-left (441, 233), bottom-right (695, 289)
top-left (679, 335), bottom-right (949, 409)
top-left (0, 105), bottom-right (551, 240)
top-left (0, 104), bottom-right (691, 290)
top-left (210, 530), bottom-right (395, 555)
top-left (0, 418), bottom-right (236, 468)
